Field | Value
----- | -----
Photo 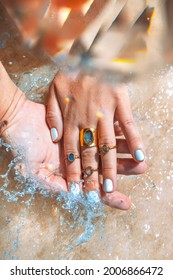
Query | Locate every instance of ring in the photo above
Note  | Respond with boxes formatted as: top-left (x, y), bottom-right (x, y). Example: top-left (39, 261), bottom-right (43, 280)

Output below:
top-left (65, 153), bottom-right (80, 162)
top-left (80, 128), bottom-right (97, 147)
top-left (82, 166), bottom-right (98, 178)
top-left (99, 144), bottom-right (117, 155)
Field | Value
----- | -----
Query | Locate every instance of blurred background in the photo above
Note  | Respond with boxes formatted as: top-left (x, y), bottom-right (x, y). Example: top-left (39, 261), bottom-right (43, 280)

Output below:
top-left (0, 0), bottom-right (172, 76)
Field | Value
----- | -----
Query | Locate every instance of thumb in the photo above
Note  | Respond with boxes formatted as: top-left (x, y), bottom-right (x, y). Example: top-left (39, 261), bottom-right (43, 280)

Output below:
top-left (46, 88), bottom-right (63, 143)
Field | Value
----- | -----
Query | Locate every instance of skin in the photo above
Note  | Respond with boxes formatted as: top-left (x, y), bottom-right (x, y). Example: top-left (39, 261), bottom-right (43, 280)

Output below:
top-left (46, 73), bottom-right (147, 198)
top-left (0, 63), bottom-right (147, 210)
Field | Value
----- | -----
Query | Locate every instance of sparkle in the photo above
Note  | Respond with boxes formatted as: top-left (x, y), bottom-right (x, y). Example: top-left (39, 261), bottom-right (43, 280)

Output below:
top-left (65, 96), bottom-right (71, 103)
top-left (45, 163), bottom-right (54, 171)
top-left (96, 110), bottom-right (105, 119)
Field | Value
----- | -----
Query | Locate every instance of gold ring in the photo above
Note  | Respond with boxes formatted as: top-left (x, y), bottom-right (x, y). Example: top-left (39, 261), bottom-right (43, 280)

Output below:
top-left (82, 166), bottom-right (98, 178)
top-left (99, 144), bottom-right (117, 155)
top-left (80, 128), bottom-right (97, 147)
top-left (65, 153), bottom-right (80, 163)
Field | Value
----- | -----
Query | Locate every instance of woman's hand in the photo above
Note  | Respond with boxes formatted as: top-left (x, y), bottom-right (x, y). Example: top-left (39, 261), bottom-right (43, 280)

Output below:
top-left (1, 92), bottom-right (67, 193)
top-left (0, 62), bottom-right (67, 193)
top-left (46, 73), bottom-right (147, 201)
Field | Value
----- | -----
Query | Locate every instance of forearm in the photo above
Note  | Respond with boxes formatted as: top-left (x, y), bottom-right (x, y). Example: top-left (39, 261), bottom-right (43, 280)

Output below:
top-left (0, 62), bottom-right (24, 121)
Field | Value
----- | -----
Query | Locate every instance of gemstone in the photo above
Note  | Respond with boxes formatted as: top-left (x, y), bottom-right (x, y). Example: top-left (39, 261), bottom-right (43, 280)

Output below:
top-left (102, 145), bottom-right (109, 154)
top-left (68, 153), bottom-right (75, 162)
top-left (84, 129), bottom-right (93, 145)
top-left (86, 167), bottom-right (92, 176)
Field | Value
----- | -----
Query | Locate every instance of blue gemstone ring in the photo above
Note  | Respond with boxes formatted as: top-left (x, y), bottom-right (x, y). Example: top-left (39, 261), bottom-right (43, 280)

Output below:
top-left (80, 128), bottom-right (97, 147)
top-left (99, 144), bottom-right (117, 155)
top-left (65, 153), bottom-right (80, 163)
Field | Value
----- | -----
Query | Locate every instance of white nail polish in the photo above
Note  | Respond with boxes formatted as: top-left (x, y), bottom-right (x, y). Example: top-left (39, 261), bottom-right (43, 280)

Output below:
top-left (135, 149), bottom-right (145, 161)
top-left (104, 179), bottom-right (113, 193)
top-left (51, 128), bottom-right (58, 142)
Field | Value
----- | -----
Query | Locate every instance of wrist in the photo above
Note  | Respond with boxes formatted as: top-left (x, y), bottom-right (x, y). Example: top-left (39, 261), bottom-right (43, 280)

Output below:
top-left (0, 62), bottom-right (23, 121)
top-left (0, 62), bottom-right (17, 119)
top-left (0, 62), bottom-right (27, 133)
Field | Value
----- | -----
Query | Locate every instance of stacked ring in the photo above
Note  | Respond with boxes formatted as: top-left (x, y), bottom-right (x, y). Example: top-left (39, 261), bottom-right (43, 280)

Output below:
top-left (80, 128), bottom-right (117, 180)
top-left (65, 153), bottom-right (80, 163)
top-left (99, 144), bottom-right (117, 155)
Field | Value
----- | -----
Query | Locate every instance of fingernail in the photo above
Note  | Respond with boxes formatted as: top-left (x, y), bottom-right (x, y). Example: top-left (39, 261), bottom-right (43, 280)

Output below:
top-left (50, 128), bottom-right (58, 142)
top-left (135, 149), bottom-right (145, 161)
top-left (104, 179), bottom-right (113, 193)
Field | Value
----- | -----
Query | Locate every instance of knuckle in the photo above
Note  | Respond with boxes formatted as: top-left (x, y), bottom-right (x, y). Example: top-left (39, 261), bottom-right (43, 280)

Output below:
top-left (64, 138), bottom-right (77, 153)
top-left (102, 166), bottom-right (115, 173)
top-left (99, 135), bottom-right (115, 146)
top-left (128, 135), bottom-right (141, 145)
top-left (46, 110), bottom-right (58, 120)
top-left (52, 73), bottom-right (70, 97)
top-left (81, 75), bottom-right (95, 85)
top-left (80, 75), bottom-right (96, 91)
top-left (64, 145), bottom-right (77, 154)
top-left (67, 171), bottom-right (81, 177)
top-left (54, 72), bottom-right (67, 84)
top-left (121, 118), bottom-right (135, 130)
top-left (84, 173), bottom-right (98, 183)
top-left (82, 148), bottom-right (97, 161)
top-left (114, 84), bottom-right (128, 100)
top-left (115, 83), bottom-right (128, 94)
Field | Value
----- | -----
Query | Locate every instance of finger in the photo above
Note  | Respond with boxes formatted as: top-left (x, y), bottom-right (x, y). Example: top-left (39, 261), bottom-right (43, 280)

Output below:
top-left (115, 85), bottom-right (145, 162)
top-left (114, 121), bottom-right (124, 136)
top-left (98, 114), bottom-right (117, 193)
top-left (116, 138), bottom-right (130, 154)
top-left (117, 158), bottom-right (148, 175)
top-left (28, 161), bottom-right (67, 193)
top-left (64, 125), bottom-right (82, 189)
top-left (103, 191), bottom-right (132, 210)
top-left (46, 88), bottom-right (63, 143)
top-left (81, 146), bottom-right (100, 192)
top-left (35, 168), bottom-right (67, 193)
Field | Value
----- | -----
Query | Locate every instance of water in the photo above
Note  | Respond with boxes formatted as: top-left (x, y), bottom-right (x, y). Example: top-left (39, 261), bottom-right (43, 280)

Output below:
top-left (0, 63), bottom-right (173, 259)
top-left (0, 136), bottom-right (106, 258)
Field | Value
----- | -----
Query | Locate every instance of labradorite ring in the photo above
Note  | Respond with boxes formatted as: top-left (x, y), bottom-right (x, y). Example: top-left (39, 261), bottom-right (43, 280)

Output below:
top-left (80, 128), bottom-right (98, 147)
top-left (65, 153), bottom-right (80, 163)
top-left (99, 144), bottom-right (117, 155)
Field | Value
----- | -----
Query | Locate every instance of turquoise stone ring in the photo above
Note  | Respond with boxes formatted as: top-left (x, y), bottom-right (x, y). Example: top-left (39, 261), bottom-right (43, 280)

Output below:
top-left (65, 153), bottom-right (80, 162)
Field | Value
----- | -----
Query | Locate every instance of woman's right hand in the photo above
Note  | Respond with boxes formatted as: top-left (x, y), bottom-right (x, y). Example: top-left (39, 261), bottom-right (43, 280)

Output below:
top-left (46, 73), bottom-right (147, 208)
